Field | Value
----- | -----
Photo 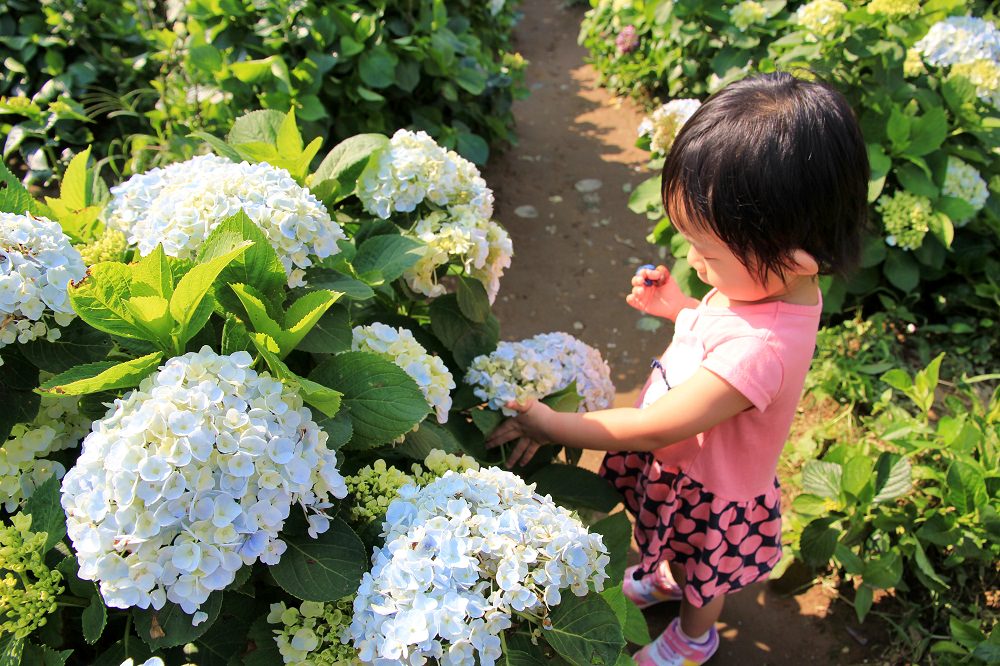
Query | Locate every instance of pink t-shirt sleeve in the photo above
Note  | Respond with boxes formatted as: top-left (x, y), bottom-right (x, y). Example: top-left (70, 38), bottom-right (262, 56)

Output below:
top-left (701, 336), bottom-right (784, 412)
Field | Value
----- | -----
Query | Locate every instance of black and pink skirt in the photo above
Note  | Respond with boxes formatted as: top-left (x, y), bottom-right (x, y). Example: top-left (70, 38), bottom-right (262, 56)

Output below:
top-left (600, 450), bottom-right (783, 608)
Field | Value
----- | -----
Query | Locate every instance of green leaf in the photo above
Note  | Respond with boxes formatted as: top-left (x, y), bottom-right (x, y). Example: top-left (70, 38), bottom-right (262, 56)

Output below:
top-left (883, 250), bottom-right (920, 292)
top-left (58, 145), bottom-right (93, 211)
top-left (430, 294), bottom-right (499, 369)
top-left (271, 518), bottom-right (368, 601)
top-left (801, 460), bottom-right (842, 499)
top-left (628, 176), bottom-right (662, 215)
top-left (251, 334), bottom-right (343, 418)
top-left (221, 315), bottom-right (253, 355)
top-left (398, 421), bottom-right (462, 458)
top-left (529, 464), bottom-right (621, 512)
top-left (0, 350), bottom-right (40, 441)
top-left (0, 636), bottom-right (24, 666)
top-left (359, 45), bottom-right (399, 89)
top-left (906, 107), bottom-right (948, 157)
top-left (315, 410), bottom-right (353, 451)
top-left (170, 242), bottom-right (252, 346)
top-left (546, 593), bottom-right (626, 666)
top-left (862, 551), bottom-right (902, 588)
top-left (600, 586), bottom-right (651, 646)
top-left (503, 629), bottom-right (557, 665)
top-left (310, 351), bottom-right (430, 448)
top-left (310, 134), bottom-right (388, 204)
top-left (854, 583), bottom-right (873, 623)
top-left (188, 131), bottom-right (244, 162)
top-left (283, 290), bottom-right (343, 352)
top-left (946, 461), bottom-right (988, 515)
top-left (950, 617), bottom-right (987, 650)
top-left (872, 454), bottom-right (912, 503)
top-left (841, 455), bottom-right (873, 499)
top-left (38, 352), bottom-right (163, 396)
top-left (23, 476), bottom-right (65, 552)
top-left (469, 407), bottom-right (504, 436)
top-left (799, 517), bottom-right (839, 567)
top-left (590, 513), bottom-right (632, 588)
top-left (230, 283), bottom-right (285, 341)
top-left (895, 162), bottom-right (939, 198)
top-left (89, 638), bottom-right (153, 666)
top-left (307, 268), bottom-right (376, 301)
top-left (0, 161), bottom-right (48, 216)
top-left (21, 643), bottom-right (71, 666)
top-left (456, 276), bottom-right (490, 323)
top-left (541, 382), bottom-right (584, 413)
top-left (276, 108), bottom-right (304, 157)
top-left (456, 132), bottom-right (489, 165)
top-left (82, 591), bottom-right (107, 644)
top-left (68, 262), bottom-right (146, 339)
top-left (243, 615), bottom-right (284, 666)
top-left (887, 107), bottom-right (911, 152)
top-left (912, 540), bottom-right (949, 589)
top-left (133, 592), bottom-right (223, 650)
top-left (353, 234), bottom-right (424, 283)
top-left (20, 319), bottom-right (112, 373)
top-left (131, 245), bottom-right (174, 299)
top-left (226, 109), bottom-right (286, 145)
top-left (297, 304), bottom-right (352, 354)
top-left (834, 543), bottom-right (864, 575)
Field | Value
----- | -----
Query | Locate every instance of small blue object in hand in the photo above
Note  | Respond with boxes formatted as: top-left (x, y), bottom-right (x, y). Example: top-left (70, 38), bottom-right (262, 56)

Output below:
top-left (636, 264), bottom-right (657, 286)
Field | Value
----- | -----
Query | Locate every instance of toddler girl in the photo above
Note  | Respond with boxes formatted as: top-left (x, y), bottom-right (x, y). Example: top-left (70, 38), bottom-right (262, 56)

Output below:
top-left (487, 72), bottom-right (869, 665)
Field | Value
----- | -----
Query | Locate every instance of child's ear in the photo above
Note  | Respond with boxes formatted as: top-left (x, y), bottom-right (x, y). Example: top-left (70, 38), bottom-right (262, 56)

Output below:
top-left (789, 249), bottom-right (819, 276)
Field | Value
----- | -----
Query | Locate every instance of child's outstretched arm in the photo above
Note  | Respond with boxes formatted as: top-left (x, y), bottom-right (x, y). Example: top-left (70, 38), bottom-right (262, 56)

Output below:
top-left (626, 264), bottom-right (700, 322)
top-left (486, 368), bottom-right (753, 467)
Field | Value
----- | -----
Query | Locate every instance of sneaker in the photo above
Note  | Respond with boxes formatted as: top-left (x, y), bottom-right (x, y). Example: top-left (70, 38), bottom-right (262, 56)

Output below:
top-left (633, 618), bottom-right (719, 666)
top-left (622, 563), bottom-right (683, 609)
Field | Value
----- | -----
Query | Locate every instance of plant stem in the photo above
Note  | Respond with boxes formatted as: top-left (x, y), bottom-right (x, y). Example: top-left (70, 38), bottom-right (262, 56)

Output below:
top-left (56, 594), bottom-right (90, 608)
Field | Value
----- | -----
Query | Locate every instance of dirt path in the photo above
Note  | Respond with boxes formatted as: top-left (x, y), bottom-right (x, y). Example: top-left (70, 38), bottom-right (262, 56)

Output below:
top-left (486, 1), bottom-right (871, 663)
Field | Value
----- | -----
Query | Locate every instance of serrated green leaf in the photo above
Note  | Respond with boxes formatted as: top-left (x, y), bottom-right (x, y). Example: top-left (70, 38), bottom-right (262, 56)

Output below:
top-left (188, 131), bottom-right (243, 162)
top-left (133, 592), bottom-right (223, 650)
top-left (854, 583), bottom-right (873, 623)
top-left (799, 517), bottom-right (839, 567)
top-left (862, 551), bottom-right (902, 589)
top-left (0, 636), bottom-right (24, 666)
top-left (23, 475), bottom-right (65, 552)
top-left (38, 352), bottom-right (163, 396)
top-left (221, 315), bottom-right (253, 355)
top-left (130, 245), bottom-right (174, 299)
top-left (872, 454), bottom-right (912, 503)
top-left (58, 145), bottom-right (93, 211)
top-left (397, 421), bottom-right (462, 458)
top-left (353, 234), bottom-right (424, 283)
top-left (456, 276), bottom-right (490, 323)
top-left (125, 295), bottom-right (172, 341)
top-left (297, 304), bottom-right (352, 354)
top-left (546, 593), bottom-right (626, 666)
top-left (591, 512), bottom-right (632, 585)
top-left (0, 350), bottom-right (40, 441)
top-left (68, 262), bottom-right (146, 339)
top-left (429, 294), bottom-right (499, 369)
top-left (306, 268), bottom-right (375, 301)
top-left (230, 283), bottom-right (284, 340)
top-left (310, 351), bottom-right (429, 448)
top-left (226, 109), bottom-right (285, 145)
top-left (529, 464), bottom-right (621, 512)
top-left (271, 518), bottom-right (368, 601)
top-left (285, 290), bottom-right (342, 345)
top-left (310, 133), bottom-right (388, 204)
top-left (20, 318), bottom-right (112, 373)
top-left (0, 161), bottom-right (49, 216)
top-left (276, 108), bottom-right (304, 157)
top-left (801, 460), bottom-right (842, 499)
top-left (170, 242), bottom-right (252, 346)
top-left (82, 591), bottom-right (107, 644)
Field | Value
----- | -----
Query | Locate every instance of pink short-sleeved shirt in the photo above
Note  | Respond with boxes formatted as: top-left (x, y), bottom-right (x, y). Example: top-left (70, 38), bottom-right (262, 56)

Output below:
top-left (638, 288), bottom-right (822, 501)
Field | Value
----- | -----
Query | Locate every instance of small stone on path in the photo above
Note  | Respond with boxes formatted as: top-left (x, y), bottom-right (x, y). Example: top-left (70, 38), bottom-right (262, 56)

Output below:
top-left (514, 205), bottom-right (539, 218)
top-left (575, 178), bottom-right (603, 193)
top-left (548, 195), bottom-right (563, 203)
top-left (573, 321), bottom-right (584, 330)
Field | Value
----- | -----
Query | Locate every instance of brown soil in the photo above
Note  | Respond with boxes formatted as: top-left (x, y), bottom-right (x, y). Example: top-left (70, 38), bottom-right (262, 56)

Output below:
top-left (486, 1), bottom-right (877, 663)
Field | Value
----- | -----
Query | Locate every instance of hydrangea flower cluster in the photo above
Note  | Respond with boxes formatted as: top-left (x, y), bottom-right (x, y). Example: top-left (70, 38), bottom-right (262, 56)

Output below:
top-left (358, 130), bottom-right (493, 221)
top-left (950, 59), bottom-right (1000, 108)
top-left (60, 347), bottom-right (348, 622)
top-left (357, 130), bottom-right (512, 302)
top-left (730, 1), bottom-right (769, 30)
top-left (866, 0), bottom-right (920, 16)
top-left (351, 323), bottom-right (455, 423)
top-left (405, 207), bottom-right (513, 303)
top-left (0, 513), bottom-right (64, 639)
top-left (1, 394), bottom-right (90, 510)
top-left (616, 25), bottom-right (639, 54)
top-left (876, 190), bottom-right (933, 250)
top-left (466, 332), bottom-right (615, 416)
top-left (349, 468), bottom-right (610, 666)
top-left (943, 157), bottom-right (990, 225)
top-left (268, 598), bottom-right (358, 665)
top-left (0, 212), bottom-right (86, 363)
top-left (102, 154), bottom-right (345, 287)
top-left (78, 229), bottom-right (129, 265)
top-left (904, 48), bottom-right (927, 77)
top-left (345, 450), bottom-right (480, 525)
top-left (915, 17), bottom-right (1000, 68)
top-left (638, 99), bottom-right (701, 156)
top-left (119, 659), bottom-right (165, 666)
top-left (795, 0), bottom-right (847, 37)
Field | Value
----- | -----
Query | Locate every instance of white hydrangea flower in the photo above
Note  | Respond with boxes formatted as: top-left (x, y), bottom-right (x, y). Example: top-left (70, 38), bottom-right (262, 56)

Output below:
top-left (358, 130), bottom-right (493, 222)
top-left (349, 468), bottom-right (610, 666)
top-left (0, 213), bottom-right (86, 363)
top-left (0, 394), bottom-right (90, 511)
top-left (102, 154), bottom-right (345, 287)
top-left (404, 207), bottom-right (513, 303)
top-left (729, 0), bottom-right (769, 30)
top-left (637, 99), bottom-right (701, 156)
top-left (466, 332), bottom-right (615, 416)
top-left (915, 16), bottom-right (1000, 67)
top-left (119, 659), bottom-right (166, 666)
top-left (950, 58), bottom-right (1000, 108)
top-left (943, 156), bottom-right (990, 225)
top-left (351, 323), bottom-right (455, 423)
top-left (61, 347), bottom-right (348, 621)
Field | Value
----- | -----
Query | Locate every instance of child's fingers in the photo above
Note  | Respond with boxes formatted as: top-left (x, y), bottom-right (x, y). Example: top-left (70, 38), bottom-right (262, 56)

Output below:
top-left (486, 418), bottom-right (521, 449)
top-left (506, 437), bottom-right (541, 468)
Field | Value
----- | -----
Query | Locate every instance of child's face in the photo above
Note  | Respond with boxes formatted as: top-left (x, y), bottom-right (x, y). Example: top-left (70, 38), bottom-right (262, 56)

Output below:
top-left (681, 228), bottom-right (793, 303)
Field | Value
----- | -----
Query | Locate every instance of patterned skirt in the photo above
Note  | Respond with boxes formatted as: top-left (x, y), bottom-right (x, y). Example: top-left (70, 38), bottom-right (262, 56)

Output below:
top-left (600, 450), bottom-right (783, 608)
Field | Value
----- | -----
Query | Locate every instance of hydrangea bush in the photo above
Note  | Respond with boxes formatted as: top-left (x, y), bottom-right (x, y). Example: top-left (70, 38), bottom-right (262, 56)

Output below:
top-left (595, 0), bottom-right (1000, 315)
top-left (0, 110), bottom-right (635, 665)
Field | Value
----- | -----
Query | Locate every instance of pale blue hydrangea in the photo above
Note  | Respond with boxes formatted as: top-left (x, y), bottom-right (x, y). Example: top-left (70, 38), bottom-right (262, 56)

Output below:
top-left (943, 156), bottom-right (990, 224)
top-left (915, 16), bottom-right (1000, 68)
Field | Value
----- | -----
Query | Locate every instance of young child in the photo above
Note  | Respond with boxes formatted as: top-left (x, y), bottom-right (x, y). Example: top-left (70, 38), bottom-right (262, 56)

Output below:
top-left (486, 72), bottom-right (869, 665)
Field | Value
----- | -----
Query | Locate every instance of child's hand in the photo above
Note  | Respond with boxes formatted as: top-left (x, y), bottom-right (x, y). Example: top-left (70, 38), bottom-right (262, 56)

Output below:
top-left (485, 399), bottom-right (554, 468)
top-left (626, 265), bottom-right (690, 321)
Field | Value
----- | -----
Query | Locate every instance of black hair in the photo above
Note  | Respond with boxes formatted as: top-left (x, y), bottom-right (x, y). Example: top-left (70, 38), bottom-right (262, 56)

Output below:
top-left (661, 72), bottom-right (869, 283)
